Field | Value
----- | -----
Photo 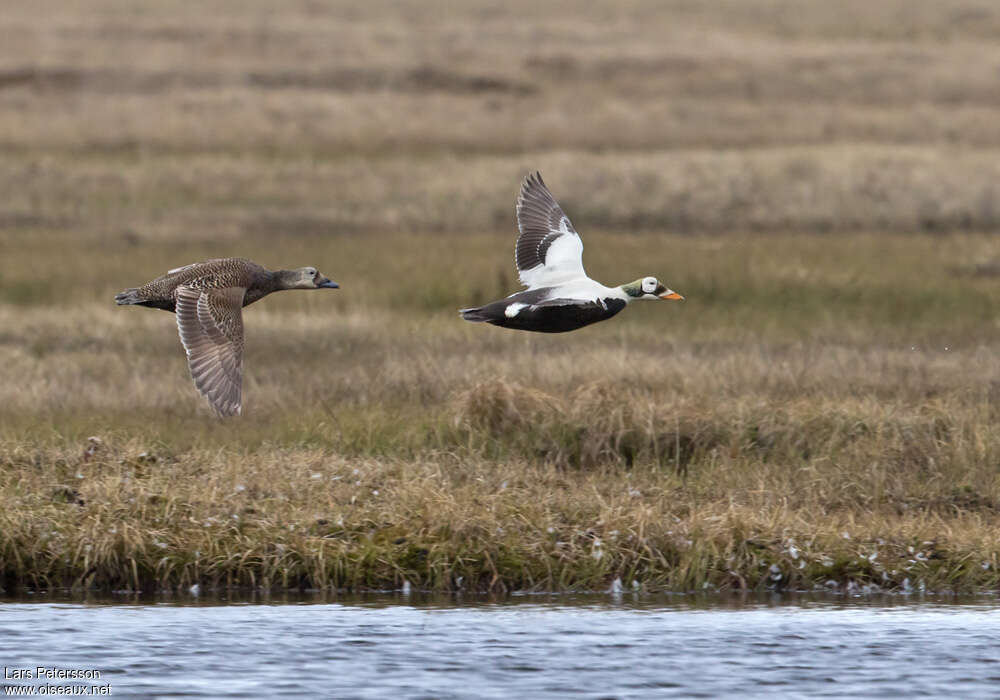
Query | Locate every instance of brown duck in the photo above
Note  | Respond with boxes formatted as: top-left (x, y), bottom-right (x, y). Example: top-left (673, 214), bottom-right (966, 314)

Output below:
top-left (116, 258), bottom-right (338, 416)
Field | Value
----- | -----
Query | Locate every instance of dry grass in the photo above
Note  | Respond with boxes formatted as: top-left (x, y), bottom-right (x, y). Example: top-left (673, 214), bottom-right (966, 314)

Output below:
top-left (6, 1), bottom-right (1000, 235)
top-left (4, 0), bottom-right (1000, 593)
top-left (4, 232), bottom-right (1000, 593)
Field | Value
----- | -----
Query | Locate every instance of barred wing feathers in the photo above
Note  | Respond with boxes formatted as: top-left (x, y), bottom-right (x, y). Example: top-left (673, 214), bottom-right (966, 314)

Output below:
top-left (514, 172), bottom-right (586, 289)
top-left (175, 285), bottom-right (246, 417)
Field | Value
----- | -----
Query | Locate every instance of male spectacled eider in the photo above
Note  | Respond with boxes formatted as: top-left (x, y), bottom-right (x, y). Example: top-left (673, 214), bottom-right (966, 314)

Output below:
top-left (115, 258), bottom-right (338, 417)
top-left (460, 172), bottom-right (682, 333)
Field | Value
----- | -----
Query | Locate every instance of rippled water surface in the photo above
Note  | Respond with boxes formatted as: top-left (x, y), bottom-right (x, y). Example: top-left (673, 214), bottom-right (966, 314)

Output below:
top-left (2, 594), bottom-right (999, 698)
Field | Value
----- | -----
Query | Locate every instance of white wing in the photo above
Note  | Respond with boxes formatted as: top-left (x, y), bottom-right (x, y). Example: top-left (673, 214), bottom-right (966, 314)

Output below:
top-left (514, 172), bottom-right (587, 289)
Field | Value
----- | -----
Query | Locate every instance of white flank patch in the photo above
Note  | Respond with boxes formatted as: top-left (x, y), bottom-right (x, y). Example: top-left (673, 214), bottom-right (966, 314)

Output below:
top-left (505, 302), bottom-right (528, 318)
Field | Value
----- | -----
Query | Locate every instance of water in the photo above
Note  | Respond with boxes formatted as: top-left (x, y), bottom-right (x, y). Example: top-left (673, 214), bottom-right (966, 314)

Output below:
top-left (2, 594), bottom-right (999, 698)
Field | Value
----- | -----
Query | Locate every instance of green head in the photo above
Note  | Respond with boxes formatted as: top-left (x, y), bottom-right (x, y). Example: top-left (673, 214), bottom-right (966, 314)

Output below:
top-left (622, 276), bottom-right (683, 301)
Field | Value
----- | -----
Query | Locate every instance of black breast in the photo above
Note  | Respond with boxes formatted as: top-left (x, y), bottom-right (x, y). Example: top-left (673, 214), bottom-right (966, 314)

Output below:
top-left (485, 297), bottom-right (626, 333)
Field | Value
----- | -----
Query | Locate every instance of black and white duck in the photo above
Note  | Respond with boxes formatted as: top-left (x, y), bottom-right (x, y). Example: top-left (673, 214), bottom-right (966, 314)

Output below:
top-left (460, 172), bottom-right (682, 333)
top-left (115, 258), bottom-right (338, 416)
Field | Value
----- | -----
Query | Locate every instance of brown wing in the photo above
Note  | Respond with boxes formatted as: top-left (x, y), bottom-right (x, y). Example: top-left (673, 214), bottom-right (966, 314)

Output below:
top-left (175, 286), bottom-right (246, 417)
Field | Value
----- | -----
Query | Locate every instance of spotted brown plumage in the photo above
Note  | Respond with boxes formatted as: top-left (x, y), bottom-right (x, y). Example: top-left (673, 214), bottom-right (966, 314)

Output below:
top-left (460, 172), bottom-right (683, 333)
top-left (116, 257), bottom-right (338, 416)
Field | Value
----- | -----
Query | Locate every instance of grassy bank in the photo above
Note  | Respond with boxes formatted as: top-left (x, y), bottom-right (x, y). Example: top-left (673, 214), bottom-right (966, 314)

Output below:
top-left (3, 231), bottom-right (1000, 593)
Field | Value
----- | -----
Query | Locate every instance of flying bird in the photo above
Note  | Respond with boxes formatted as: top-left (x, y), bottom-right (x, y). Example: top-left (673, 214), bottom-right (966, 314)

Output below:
top-left (460, 172), bottom-right (682, 332)
top-left (116, 258), bottom-right (338, 416)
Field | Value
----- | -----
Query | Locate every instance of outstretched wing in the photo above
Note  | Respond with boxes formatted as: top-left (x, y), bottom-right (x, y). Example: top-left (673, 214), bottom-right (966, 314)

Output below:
top-left (515, 172), bottom-right (587, 289)
top-left (175, 285), bottom-right (246, 417)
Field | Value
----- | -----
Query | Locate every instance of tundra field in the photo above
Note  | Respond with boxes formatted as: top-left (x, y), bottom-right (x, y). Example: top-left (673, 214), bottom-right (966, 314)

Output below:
top-left (4, 0), bottom-right (1000, 593)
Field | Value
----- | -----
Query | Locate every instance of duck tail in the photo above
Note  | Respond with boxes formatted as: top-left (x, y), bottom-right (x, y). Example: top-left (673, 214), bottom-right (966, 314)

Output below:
top-left (459, 306), bottom-right (489, 322)
top-left (115, 288), bottom-right (143, 305)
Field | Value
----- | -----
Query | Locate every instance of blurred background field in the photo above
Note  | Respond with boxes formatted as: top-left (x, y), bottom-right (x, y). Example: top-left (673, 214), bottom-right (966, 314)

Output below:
top-left (3, 0), bottom-right (1000, 593)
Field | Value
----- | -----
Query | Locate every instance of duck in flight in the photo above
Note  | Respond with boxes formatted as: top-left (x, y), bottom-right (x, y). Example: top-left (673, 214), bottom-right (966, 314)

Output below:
top-left (460, 172), bottom-right (682, 333)
top-left (116, 258), bottom-right (338, 416)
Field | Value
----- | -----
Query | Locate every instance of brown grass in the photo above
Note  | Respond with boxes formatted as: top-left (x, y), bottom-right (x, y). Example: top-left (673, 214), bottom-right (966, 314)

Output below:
top-left (5, 1), bottom-right (1000, 235)
top-left (4, 0), bottom-right (1000, 593)
top-left (4, 230), bottom-right (1000, 593)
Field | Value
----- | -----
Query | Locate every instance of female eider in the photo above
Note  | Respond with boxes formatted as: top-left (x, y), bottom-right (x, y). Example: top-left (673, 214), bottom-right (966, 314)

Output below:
top-left (460, 172), bottom-right (682, 333)
top-left (115, 258), bottom-right (338, 416)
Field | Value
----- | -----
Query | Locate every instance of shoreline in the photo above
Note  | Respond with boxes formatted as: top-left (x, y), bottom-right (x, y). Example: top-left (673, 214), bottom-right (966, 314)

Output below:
top-left (4, 435), bottom-right (1000, 596)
